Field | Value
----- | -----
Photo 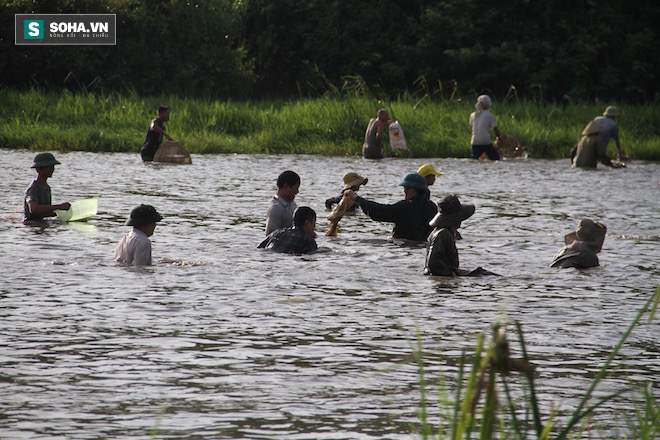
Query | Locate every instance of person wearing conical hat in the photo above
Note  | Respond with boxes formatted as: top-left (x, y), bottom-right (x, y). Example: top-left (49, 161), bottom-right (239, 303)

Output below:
top-left (344, 173), bottom-right (437, 242)
top-left (23, 152), bottom-right (71, 223)
top-left (571, 106), bottom-right (625, 168)
top-left (114, 204), bottom-right (163, 266)
top-left (551, 219), bottom-right (606, 268)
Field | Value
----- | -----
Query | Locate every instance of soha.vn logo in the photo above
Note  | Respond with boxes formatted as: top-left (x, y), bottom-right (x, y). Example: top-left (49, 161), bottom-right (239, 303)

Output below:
top-left (24, 20), bottom-right (44, 39)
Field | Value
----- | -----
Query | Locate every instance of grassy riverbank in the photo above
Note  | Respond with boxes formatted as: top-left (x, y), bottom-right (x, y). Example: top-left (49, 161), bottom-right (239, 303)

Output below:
top-left (1, 88), bottom-right (658, 160)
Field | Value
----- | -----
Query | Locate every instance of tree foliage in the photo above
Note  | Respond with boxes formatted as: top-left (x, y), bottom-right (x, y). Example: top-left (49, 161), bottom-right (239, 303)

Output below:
top-left (1, 0), bottom-right (658, 101)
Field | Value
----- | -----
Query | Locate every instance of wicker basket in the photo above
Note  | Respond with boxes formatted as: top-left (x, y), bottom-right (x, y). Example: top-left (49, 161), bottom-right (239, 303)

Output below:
top-left (153, 140), bottom-right (192, 164)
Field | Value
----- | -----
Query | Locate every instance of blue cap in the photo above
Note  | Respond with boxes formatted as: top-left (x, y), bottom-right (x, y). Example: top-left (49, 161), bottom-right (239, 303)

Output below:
top-left (398, 173), bottom-right (428, 191)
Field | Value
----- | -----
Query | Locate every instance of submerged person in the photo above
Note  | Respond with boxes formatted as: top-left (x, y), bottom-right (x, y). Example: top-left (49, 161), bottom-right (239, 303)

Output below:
top-left (423, 194), bottom-right (476, 276)
top-left (344, 173), bottom-right (437, 242)
top-left (417, 163), bottom-right (442, 199)
top-left (571, 106), bottom-right (625, 168)
top-left (141, 105), bottom-right (173, 162)
top-left (551, 219), bottom-right (606, 268)
top-left (266, 170), bottom-right (300, 235)
top-left (469, 95), bottom-right (502, 161)
top-left (325, 172), bottom-right (368, 212)
top-left (114, 204), bottom-right (163, 266)
top-left (362, 108), bottom-right (392, 159)
top-left (23, 152), bottom-right (71, 223)
top-left (259, 206), bottom-right (318, 254)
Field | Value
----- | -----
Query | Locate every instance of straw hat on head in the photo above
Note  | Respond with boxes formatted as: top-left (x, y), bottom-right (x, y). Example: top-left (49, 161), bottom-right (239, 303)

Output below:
top-left (429, 195), bottom-right (475, 228)
top-left (342, 172), bottom-right (368, 189)
top-left (125, 204), bottom-right (163, 226)
top-left (564, 219), bottom-right (607, 252)
top-left (417, 164), bottom-right (442, 177)
top-left (603, 106), bottom-right (619, 117)
top-left (398, 173), bottom-right (428, 191)
top-left (31, 152), bottom-right (61, 168)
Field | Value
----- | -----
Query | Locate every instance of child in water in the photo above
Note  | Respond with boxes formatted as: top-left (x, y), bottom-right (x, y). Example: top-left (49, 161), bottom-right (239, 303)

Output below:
top-left (114, 204), bottom-right (163, 266)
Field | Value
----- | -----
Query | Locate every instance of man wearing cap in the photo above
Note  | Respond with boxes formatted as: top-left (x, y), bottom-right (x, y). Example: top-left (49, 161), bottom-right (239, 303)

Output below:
top-left (266, 170), bottom-right (300, 235)
top-left (571, 106), bottom-right (624, 168)
top-left (114, 204), bottom-right (163, 266)
top-left (344, 173), bottom-right (437, 242)
top-left (325, 172), bottom-right (368, 211)
top-left (23, 152), bottom-right (71, 223)
top-left (417, 164), bottom-right (442, 200)
top-left (551, 219), bottom-right (606, 268)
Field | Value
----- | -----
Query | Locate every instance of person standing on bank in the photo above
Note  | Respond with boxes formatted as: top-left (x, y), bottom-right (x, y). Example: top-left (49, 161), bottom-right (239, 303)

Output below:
top-left (23, 152), bottom-right (71, 223)
top-left (114, 204), bottom-right (163, 266)
top-left (266, 170), bottom-right (301, 235)
top-left (141, 105), bottom-right (173, 162)
top-left (469, 95), bottom-right (502, 160)
top-left (362, 108), bottom-right (392, 159)
top-left (344, 173), bottom-right (437, 242)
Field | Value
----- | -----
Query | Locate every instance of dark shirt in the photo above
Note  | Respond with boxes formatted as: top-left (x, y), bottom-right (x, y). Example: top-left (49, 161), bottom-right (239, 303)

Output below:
top-left (258, 227), bottom-right (318, 254)
top-left (23, 179), bottom-right (52, 222)
top-left (325, 190), bottom-right (358, 212)
top-left (141, 117), bottom-right (165, 160)
top-left (354, 193), bottom-right (437, 242)
top-left (424, 227), bottom-right (459, 276)
top-left (550, 241), bottom-right (600, 268)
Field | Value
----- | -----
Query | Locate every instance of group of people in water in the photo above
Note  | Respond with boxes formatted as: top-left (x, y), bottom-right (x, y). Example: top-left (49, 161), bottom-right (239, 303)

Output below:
top-left (259, 164), bottom-right (607, 276)
top-left (22, 97), bottom-right (619, 272)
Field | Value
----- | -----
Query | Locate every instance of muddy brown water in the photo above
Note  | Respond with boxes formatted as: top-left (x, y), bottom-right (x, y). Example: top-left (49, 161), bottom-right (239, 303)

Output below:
top-left (1, 150), bottom-right (659, 438)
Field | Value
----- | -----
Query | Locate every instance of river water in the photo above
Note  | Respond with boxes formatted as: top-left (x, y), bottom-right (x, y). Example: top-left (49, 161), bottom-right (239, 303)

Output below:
top-left (1, 150), bottom-right (659, 439)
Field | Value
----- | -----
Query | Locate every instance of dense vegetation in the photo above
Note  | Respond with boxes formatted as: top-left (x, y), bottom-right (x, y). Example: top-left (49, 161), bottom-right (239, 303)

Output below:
top-left (2, 0), bottom-right (659, 102)
top-left (2, 88), bottom-right (659, 159)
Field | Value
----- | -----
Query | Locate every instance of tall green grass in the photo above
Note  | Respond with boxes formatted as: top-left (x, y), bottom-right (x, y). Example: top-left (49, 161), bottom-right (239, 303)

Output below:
top-left (411, 285), bottom-right (660, 439)
top-left (1, 88), bottom-right (658, 160)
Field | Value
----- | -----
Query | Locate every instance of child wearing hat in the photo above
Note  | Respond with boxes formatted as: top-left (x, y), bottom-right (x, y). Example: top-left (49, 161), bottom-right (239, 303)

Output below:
top-left (23, 152), bottom-right (71, 223)
top-left (114, 204), bottom-right (163, 266)
top-left (551, 219), bottom-right (606, 268)
top-left (325, 172), bottom-right (368, 211)
top-left (424, 194), bottom-right (476, 276)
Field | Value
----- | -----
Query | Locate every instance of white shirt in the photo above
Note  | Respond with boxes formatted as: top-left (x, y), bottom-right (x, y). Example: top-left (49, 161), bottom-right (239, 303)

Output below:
top-left (469, 110), bottom-right (497, 145)
top-left (114, 228), bottom-right (152, 266)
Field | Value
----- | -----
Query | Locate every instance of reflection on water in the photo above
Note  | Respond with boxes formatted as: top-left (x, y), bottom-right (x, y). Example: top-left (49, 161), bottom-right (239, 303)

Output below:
top-left (1, 150), bottom-right (659, 438)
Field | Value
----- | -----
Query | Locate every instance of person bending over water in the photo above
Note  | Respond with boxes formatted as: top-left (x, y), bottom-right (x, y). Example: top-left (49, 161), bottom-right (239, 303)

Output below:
top-left (551, 219), bottom-right (606, 268)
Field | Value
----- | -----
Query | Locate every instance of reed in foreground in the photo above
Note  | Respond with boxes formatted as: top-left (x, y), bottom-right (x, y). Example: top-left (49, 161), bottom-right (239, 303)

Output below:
top-left (1, 88), bottom-right (659, 160)
top-left (412, 285), bottom-right (660, 439)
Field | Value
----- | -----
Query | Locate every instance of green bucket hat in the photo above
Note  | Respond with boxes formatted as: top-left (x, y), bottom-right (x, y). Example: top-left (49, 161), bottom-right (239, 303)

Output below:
top-left (125, 204), bottom-right (163, 226)
top-left (31, 152), bottom-right (61, 168)
top-left (398, 173), bottom-right (428, 191)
